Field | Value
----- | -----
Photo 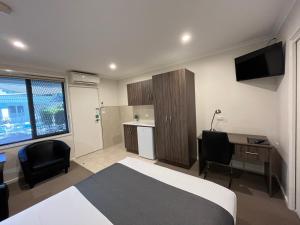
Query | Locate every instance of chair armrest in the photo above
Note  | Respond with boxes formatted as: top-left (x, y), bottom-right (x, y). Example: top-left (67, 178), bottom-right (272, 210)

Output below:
top-left (0, 183), bottom-right (9, 200)
top-left (18, 147), bottom-right (28, 162)
top-left (53, 141), bottom-right (71, 161)
top-left (18, 147), bottom-right (32, 175)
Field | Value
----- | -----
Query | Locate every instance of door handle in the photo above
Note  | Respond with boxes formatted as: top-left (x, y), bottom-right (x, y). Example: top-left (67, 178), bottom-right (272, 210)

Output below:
top-left (169, 116), bottom-right (172, 123)
top-left (165, 116), bottom-right (168, 123)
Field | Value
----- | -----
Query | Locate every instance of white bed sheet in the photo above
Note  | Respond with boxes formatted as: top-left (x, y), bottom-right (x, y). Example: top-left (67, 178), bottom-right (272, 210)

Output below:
top-left (1, 186), bottom-right (112, 225)
top-left (1, 157), bottom-right (237, 225)
top-left (119, 157), bottom-right (237, 222)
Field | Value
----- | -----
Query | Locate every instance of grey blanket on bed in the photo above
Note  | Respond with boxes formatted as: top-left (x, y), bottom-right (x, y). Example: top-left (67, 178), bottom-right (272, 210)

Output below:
top-left (75, 163), bottom-right (234, 225)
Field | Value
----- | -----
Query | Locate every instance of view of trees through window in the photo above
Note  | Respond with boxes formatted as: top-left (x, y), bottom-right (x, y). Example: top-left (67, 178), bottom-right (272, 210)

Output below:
top-left (0, 77), bottom-right (68, 146)
top-left (32, 80), bottom-right (67, 136)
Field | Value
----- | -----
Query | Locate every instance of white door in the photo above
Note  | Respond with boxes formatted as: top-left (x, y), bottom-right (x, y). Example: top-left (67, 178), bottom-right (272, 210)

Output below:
top-left (69, 86), bottom-right (103, 157)
top-left (296, 40), bottom-right (300, 216)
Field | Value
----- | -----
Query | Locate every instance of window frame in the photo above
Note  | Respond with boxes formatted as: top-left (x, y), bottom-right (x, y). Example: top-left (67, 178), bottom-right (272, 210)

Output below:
top-left (0, 77), bottom-right (69, 147)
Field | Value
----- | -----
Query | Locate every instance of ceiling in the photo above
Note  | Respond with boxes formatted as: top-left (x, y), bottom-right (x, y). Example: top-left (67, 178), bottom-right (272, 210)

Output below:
top-left (0, 0), bottom-right (295, 79)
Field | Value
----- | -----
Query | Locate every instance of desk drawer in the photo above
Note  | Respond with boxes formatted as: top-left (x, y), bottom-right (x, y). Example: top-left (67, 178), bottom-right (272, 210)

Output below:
top-left (234, 144), bottom-right (269, 163)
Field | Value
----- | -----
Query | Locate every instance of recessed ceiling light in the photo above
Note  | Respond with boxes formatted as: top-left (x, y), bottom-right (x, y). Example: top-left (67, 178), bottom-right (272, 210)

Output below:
top-left (4, 69), bottom-right (13, 73)
top-left (12, 40), bottom-right (27, 50)
top-left (109, 63), bottom-right (117, 70)
top-left (181, 33), bottom-right (192, 44)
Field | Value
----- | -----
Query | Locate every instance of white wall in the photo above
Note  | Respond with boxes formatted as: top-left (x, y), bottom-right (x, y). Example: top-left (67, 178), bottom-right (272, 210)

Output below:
top-left (277, 0), bottom-right (300, 210)
top-left (118, 42), bottom-right (280, 143)
top-left (192, 49), bottom-right (279, 142)
top-left (98, 78), bottom-right (119, 106)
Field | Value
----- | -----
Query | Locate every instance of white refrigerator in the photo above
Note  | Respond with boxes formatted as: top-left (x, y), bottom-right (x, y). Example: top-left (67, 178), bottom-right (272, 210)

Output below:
top-left (137, 126), bottom-right (155, 160)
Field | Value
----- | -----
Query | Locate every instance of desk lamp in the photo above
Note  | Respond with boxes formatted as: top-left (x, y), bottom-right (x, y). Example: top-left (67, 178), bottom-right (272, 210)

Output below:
top-left (210, 109), bottom-right (221, 131)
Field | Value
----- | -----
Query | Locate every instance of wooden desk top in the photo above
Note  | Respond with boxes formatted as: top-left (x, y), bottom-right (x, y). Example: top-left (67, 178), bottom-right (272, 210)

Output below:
top-left (197, 132), bottom-right (273, 149)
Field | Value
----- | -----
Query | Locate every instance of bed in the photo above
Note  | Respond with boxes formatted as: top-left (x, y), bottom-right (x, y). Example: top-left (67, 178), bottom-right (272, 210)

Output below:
top-left (1, 157), bottom-right (237, 225)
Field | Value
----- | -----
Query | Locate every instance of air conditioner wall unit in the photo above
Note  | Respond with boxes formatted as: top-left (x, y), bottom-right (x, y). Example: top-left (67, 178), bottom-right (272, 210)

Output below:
top-left (69, 71), bottom-right (100, 85)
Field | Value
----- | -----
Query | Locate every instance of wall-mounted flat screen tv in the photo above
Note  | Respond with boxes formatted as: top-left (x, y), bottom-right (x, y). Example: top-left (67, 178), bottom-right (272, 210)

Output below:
top-left (235, 42), bottom-right (285, 81)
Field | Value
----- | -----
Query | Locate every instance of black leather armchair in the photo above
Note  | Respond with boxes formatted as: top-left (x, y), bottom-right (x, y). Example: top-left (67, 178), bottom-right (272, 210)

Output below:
top-left (18, 140), bottom-right (70, 188)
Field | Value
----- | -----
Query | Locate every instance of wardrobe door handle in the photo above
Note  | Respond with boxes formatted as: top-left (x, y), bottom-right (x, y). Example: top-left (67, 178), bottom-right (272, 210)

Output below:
top-left (165, 116), bottom-right (168, 123)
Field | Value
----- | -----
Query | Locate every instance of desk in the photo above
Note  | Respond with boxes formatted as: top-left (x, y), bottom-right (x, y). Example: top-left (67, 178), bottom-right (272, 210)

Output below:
top-left (198, 133), bottom-right (282, 196)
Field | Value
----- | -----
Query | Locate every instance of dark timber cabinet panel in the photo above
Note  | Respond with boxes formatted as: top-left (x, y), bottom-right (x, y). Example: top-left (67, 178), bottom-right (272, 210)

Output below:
top-left (127, 79), bottom-right (153, 105)
top-left (127, 82), bottom-right (142, 106)
top-left (124, 125), bottom-right (138, 154)
top-left (153, 69), bottom-right (197, 168)
top-left (141, 79), bottom-right (153, 105)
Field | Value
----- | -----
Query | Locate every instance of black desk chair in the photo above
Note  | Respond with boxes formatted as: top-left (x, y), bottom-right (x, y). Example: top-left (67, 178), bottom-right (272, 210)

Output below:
top-left (202, 130), bottom-right (234, 188)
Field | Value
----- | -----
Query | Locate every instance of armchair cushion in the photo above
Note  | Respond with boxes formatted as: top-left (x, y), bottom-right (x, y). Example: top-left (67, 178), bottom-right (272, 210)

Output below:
top-left (32, 158), bottom-right (64, 171)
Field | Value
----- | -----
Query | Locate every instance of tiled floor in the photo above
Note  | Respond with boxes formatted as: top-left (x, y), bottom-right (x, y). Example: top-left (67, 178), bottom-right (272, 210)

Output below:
top-left (74, 143), bottom-right (156, 173)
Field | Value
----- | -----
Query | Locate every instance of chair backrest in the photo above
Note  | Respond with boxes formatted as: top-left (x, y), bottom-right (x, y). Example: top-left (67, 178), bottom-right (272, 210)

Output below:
top-left (25, 140), bottom-right (57, 164)
top-left (202, 130), bottom-right (233, 165)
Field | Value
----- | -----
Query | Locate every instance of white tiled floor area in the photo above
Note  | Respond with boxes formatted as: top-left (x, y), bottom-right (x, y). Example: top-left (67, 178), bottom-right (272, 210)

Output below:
top-left (74, 143), bottom-right (157, 173)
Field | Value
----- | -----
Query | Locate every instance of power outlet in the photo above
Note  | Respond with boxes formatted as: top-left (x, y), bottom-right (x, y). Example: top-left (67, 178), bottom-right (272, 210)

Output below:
top-left (216, 115), bottom-right (224, 121)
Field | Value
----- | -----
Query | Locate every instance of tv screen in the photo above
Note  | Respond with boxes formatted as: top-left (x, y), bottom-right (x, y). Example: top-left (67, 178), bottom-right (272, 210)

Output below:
top-left (235, 42), bottom-right (285, 81)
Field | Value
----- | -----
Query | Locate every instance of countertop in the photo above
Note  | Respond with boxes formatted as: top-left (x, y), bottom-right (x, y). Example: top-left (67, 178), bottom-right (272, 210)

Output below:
top-left (122, 120), bottom-right (155, 127)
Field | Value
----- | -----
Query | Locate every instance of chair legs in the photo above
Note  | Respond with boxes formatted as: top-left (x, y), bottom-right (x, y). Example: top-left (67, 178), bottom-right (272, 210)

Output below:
top-left (29, 182), bottom-right (34, 189)
top-left (228, 162), bottom-right (233, 189)
top-left (203, 161), bottom-right (233, 189)
top-left (203, 161), bottom-right (210, 179)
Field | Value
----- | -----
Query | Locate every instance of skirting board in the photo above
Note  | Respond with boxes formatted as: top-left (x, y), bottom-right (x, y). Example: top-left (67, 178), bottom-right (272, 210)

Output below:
top-left (276, 174), bottom-right (289, 208)
top-left (5, 176), bottom-right (19, 185)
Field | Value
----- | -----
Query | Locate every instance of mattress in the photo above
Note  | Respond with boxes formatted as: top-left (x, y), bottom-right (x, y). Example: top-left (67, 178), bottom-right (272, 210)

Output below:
top-left (1, 157), bottom-right (236, 225)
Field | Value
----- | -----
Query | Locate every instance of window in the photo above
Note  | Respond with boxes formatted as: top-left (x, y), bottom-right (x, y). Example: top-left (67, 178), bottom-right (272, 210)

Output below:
top-left (0, 78), bottom-right (32, 145)
top-left (31, 80), bottom-right (68, 136)
top-left (0, 77), bottom-right (68, 146)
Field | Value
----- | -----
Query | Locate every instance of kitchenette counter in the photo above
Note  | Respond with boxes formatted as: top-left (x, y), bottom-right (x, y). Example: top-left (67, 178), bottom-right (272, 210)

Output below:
top-left (122, 120), bottom-right (155, 127)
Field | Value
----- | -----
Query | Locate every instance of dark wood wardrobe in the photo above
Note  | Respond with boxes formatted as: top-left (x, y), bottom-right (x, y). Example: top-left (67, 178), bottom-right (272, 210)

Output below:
top-left (152, 69), bottom-right (197, 168)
